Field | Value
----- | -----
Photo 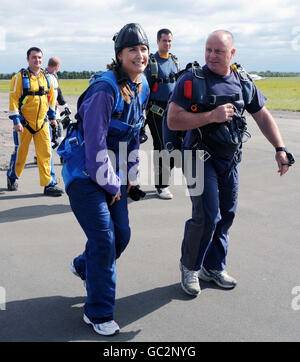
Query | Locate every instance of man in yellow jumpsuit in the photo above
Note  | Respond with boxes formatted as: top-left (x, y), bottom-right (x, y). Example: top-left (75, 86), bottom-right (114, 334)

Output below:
top-left (7, 47), bottom-right (64, 196)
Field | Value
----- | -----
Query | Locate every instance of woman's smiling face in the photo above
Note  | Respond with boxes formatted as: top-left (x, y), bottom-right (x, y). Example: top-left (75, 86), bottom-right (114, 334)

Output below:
top-left (118, 44), bottom-right (149, 82)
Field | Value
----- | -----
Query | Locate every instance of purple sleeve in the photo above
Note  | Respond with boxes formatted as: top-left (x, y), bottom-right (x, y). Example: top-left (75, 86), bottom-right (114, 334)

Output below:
top-left (79, 89), bottom-right (121, 196)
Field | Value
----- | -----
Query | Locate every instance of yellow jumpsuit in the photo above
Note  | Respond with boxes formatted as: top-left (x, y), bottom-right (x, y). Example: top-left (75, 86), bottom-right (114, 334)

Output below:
top-left (7, 69), bottom-right (56, 186)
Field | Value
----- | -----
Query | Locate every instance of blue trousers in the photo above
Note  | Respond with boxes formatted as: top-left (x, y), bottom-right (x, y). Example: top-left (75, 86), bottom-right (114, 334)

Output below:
top-left (181, 156), bottom-right (239, 271)
top-left (67, 178), bottom-right (130, 323)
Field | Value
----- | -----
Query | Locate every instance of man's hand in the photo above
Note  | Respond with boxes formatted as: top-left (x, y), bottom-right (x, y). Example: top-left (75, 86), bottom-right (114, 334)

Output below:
top-left (50, 119), bottom-right (58, 128)
top-left (13, 123), bottom-right (23, 132)
top-left (275, 151), bottom-right (290, 176)
top-left (210, 103), bottom-right (234, 123)
top-left (252, 107), bottom-right (290, 177)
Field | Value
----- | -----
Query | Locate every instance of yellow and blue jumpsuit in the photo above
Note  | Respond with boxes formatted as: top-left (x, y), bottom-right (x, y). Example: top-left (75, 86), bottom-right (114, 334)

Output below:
top-left (7, 68), bottom-right (57, 186)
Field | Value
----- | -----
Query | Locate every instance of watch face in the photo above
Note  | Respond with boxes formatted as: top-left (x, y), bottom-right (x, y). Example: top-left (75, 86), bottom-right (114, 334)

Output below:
top-left (287, 152), bottom-right (295, 165)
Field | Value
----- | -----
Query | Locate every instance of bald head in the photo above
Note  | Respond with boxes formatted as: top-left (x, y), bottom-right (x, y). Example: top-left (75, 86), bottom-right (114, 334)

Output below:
top-left (48, 56), bottom-right (61, 67)
top-left (207, 30), bottom-right (234, 47)
top-left (205, 30), bottom-right (236, 76)
top-left (47, 56), bottom-right (61, 73)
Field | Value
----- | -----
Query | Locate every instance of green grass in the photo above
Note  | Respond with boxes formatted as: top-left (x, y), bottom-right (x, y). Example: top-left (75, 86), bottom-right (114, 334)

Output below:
top-left (0, 80), bottom-right (10, 92)
top-left (58, 79), bottom-right (89, 96)
top-left (254, 77), bottom-right (300, 111)
top-left (1, 77), bottom-right (300, 111)
top-left (0, 79), bottom-right (89, 96)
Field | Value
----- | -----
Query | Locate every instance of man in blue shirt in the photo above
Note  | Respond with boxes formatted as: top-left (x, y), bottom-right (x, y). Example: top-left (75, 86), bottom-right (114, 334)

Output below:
top-left (168, 30), bottom-right (293, 296)
top-left (144, 29), bottom-right (179, 199)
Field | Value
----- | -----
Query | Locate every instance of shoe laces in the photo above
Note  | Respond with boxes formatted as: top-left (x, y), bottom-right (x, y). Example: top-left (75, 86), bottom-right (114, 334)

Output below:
top-left (210, 269), bottom-right (231, 280)
top-left (183, 266), bottom-right (198, 283)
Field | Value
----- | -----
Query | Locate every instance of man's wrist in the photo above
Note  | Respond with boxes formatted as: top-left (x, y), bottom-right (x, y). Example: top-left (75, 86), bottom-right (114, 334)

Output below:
top-left (275, 147), bottom-right (295, 166)
top-left (10, 115), bottom-right (21, 125)
top-left (275, 146), bottom-right (287, 152)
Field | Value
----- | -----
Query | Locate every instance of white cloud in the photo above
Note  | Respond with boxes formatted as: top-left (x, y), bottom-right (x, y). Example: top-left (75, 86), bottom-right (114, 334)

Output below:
top-left (0, 0), bottom-right (299, 72)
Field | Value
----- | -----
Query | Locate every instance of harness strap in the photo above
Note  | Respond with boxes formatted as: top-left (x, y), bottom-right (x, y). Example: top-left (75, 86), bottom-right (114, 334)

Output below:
top-left (154, 73), bottom-right (177, 84)
top-left (149, 53), bottom-right (179, 85)
top-left (19, 68), bottom-right (51, 108)
top-left (20, 117), bottom-right (47, 135)
top-left (206, 93), bottom-right (242, 105)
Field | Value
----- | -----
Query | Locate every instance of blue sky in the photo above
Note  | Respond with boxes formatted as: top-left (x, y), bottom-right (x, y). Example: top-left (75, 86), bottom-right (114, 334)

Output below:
top-left (0, 0), bottom-right (300, 73)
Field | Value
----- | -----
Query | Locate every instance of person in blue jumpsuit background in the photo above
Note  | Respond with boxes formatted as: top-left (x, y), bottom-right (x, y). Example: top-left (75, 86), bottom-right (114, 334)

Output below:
top-left (144, 29), bottom-right (179, 199)
top-left (167, 30), bottom-right (294, 297)
top-left (59, 23), bottom-right (149, 335)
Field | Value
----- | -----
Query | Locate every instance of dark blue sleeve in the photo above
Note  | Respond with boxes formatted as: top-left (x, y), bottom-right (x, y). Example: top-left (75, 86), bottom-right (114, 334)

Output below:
top-left (245, 83), bottom-right (267, 114)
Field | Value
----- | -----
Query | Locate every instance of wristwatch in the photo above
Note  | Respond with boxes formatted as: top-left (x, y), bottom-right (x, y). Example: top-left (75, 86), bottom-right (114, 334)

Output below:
top-left (275, 147), bottom-right (295, 166)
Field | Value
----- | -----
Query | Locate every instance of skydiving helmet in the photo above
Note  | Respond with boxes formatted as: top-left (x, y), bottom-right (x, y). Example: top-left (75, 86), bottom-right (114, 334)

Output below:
top-left (113, 23), bottom-right (149, 58)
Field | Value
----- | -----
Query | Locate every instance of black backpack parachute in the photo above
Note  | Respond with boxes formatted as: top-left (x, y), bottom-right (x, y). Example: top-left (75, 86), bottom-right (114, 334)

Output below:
top-left (162, 62), bottom-right (255, 159)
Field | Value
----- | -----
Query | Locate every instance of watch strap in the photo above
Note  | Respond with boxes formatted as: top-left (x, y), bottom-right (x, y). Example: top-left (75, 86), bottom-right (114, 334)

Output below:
top-left (275, 147), bottom-right (288, 152)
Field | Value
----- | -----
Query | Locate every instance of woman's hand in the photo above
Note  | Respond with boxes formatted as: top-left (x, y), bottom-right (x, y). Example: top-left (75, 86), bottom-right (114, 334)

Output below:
top-left (109, 190), bottom-right (121, 206)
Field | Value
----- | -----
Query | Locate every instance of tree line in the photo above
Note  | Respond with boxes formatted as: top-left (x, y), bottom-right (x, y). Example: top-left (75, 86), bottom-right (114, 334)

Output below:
top-left (0, 70), bottom-right (102, 80)
top-left (250, 71), bottom-right (300, 77)
top-left (0, 70), bottom-right (299, 80)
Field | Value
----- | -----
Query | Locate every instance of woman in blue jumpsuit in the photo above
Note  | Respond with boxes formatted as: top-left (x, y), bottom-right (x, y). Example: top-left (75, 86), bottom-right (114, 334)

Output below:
top-left (61, 23), bottom-right (149, 335)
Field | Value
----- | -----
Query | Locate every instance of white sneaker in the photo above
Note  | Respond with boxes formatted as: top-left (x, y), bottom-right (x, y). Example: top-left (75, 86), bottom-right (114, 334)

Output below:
top-left (199, 267), bottom-right (237, 289)
top-left (70, 261), bottom-right (86, 288)
top-left (156, 187), bottom-right (173, 200)
top-left (179, 262), bottom-right (201, 296)
top-left (83, 314), bottom-right (120, 336)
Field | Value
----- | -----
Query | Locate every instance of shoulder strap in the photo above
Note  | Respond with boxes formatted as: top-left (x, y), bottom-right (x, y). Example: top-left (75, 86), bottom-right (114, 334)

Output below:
top-left (169, 52), bottom-right (179, 72)
top-left (148, 53), bottom-right (158, 79)
top-left (42, 68), bottom-right (52, 90)
top-left (94, 70), bottom-right (124, 114)
top-left (140, 73), bottom-right (149, 109)
top-left (181, 62), bottom-right (207, 106)
top-left (75, 70), bottom-right (124, 124)
top-left (18, 68), bottom-right (30, 107)
top-left (89, 71), bottom-right (103, 85)
top-left (19, 68), bottom-right (30, 92)
top-left (190, 62), bottom-right (207, 105)
top-left (231, 63), bottom-right (255, 105)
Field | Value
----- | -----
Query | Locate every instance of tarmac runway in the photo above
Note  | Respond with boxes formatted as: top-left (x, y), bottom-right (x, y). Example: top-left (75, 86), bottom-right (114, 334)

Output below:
top-left (0, 112), bottom-right (299, 342)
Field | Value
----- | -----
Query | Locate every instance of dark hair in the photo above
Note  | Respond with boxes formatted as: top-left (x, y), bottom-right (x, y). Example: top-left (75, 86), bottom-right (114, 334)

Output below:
top-left (157, 28), bottom-right (172, 41)
top-left (27, 47), bottom-right (43, 58)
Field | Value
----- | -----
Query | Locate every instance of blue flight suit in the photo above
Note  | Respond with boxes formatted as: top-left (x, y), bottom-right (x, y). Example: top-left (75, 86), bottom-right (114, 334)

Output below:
top-left (170, 65), bottom-right (266, 272)
top-left (58, 70), bottom-right (149, 323)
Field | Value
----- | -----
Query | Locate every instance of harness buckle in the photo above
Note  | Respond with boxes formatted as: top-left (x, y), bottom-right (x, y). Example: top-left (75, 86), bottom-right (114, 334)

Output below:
top-left (68, 137), bottom-right (79, 148)
top-left (150, 104), bottom-right (165, 117)
top-left (209, 95), bottom-right (216, 105)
